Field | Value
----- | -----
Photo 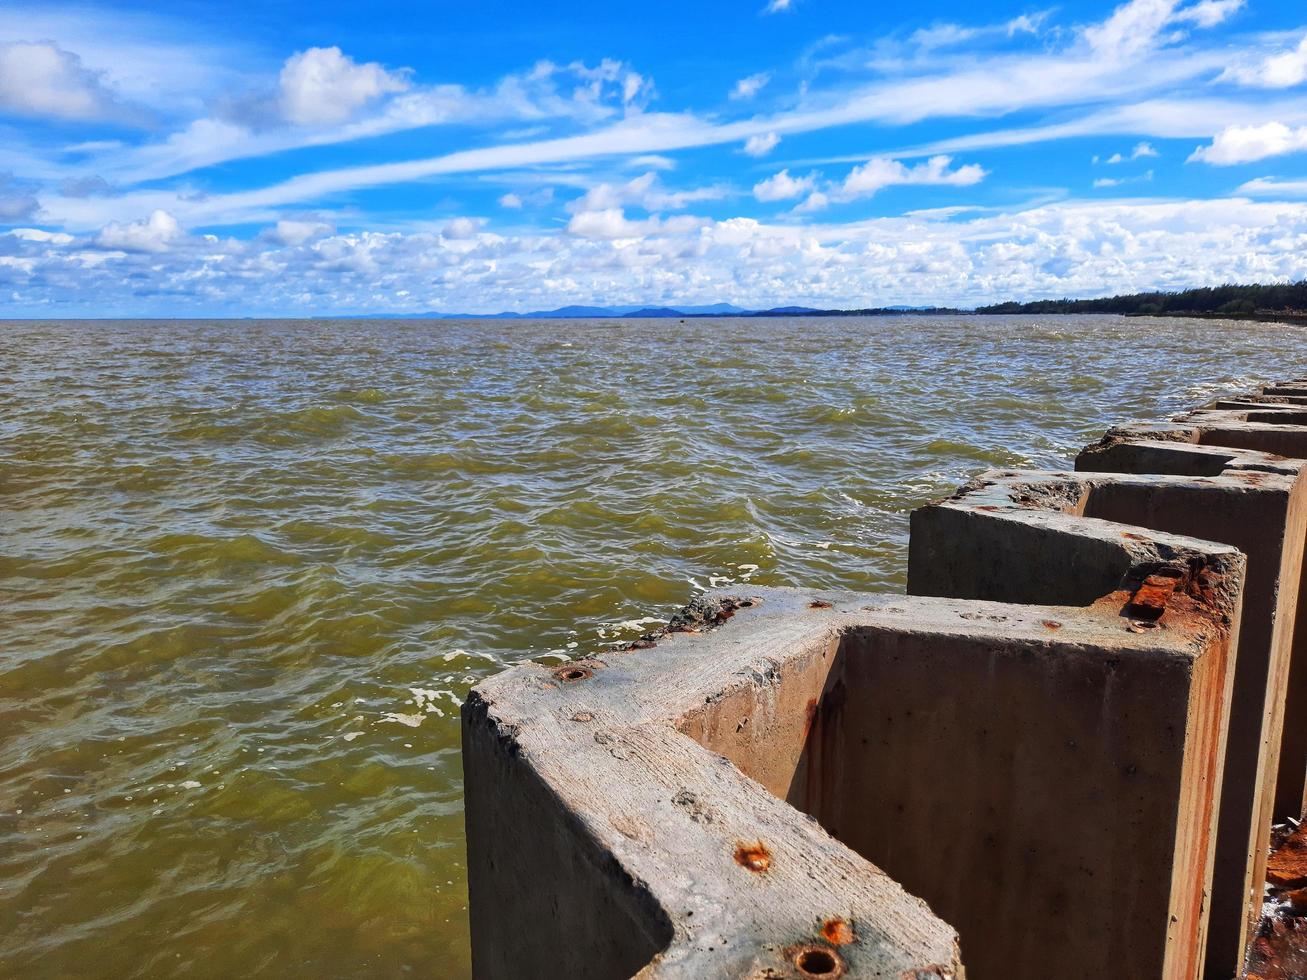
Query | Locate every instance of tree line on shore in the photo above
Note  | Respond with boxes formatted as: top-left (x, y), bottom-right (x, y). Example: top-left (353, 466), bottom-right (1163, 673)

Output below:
top-left (976, 281), bottom-right (1307, 316)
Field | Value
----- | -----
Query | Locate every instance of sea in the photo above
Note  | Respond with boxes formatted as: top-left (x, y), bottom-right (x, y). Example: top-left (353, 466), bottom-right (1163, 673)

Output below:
top-left (2, 314), bottom-right (1302, 976)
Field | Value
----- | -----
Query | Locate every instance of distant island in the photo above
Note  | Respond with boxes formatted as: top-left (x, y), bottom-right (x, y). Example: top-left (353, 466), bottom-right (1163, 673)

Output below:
top-left (375, 280), bottom-right (1307, 323)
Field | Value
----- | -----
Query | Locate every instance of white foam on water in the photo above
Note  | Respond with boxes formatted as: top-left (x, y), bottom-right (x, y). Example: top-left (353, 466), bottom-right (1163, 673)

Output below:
top-left (380, 712), bottom-right (424, 728)
top-left (179, 781), bottom-right (202, 789)
top-left (609, 616), bottom-right (663, 632)
top-left (342, 732), bottom-right (363, 742)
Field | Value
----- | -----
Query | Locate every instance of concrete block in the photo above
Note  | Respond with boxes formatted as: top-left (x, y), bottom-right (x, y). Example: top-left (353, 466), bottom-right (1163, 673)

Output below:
top-left (467, 530), bottom-right (1243, 978)
top-left (1084, 415), bottom-right (1307, 828)
top-left (911, 467), bottom-right (1302, 978)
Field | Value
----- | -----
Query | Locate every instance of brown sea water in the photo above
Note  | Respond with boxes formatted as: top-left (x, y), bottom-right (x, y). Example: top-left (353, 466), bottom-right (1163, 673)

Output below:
top-left (2, 314), bottom-right (1302, 977)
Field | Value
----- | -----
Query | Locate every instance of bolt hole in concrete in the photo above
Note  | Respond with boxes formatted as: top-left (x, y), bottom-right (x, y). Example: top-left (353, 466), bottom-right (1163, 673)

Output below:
top-left (795, 947), bottom-right (841, 975)
top-left (554, 665), bottom-right (593, 682)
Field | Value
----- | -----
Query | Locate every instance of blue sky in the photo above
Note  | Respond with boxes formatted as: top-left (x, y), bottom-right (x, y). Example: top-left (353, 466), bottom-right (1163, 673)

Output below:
top-left (1, 0), bottom-right (1306, 315)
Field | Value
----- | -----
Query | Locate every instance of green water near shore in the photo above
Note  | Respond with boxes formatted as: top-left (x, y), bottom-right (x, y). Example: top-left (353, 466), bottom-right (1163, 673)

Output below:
top-left (2, 314), bottom-right (1302, 977)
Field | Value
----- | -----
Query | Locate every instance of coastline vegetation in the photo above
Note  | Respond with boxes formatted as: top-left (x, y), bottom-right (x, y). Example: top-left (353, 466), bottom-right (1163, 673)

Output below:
top-left (975, 280), bottom-right (1307, 319)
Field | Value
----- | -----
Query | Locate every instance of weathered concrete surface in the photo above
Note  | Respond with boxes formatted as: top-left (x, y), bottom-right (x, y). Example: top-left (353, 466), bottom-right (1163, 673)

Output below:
top-left (467, 532), bottom-right (1243, 979)
top-left (464, 590), bottom-right (964, 980)
top-left (1084, 418), bottom-right (1307, 827)
top-left (910, 467), bottom-right (1303, 978)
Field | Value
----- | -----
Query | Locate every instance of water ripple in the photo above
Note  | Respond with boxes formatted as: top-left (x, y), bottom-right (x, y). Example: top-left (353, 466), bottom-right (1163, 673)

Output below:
top-left (1, 314), bottom-right (1301, 976)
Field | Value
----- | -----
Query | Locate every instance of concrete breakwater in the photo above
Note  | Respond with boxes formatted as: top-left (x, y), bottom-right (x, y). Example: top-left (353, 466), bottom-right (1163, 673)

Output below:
top-left (461, 378), bottom-right (1307, 979)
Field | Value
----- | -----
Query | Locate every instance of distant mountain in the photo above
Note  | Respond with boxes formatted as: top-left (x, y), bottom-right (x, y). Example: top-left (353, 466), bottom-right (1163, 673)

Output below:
top-left (418, 302), bottom-right (752, 319)
top-left (351, 302), bottom-right (962, 319)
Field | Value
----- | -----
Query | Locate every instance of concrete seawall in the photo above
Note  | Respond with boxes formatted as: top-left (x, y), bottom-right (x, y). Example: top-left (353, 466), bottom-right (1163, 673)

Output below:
top-left (462, 377), bottom-right (1307, 979)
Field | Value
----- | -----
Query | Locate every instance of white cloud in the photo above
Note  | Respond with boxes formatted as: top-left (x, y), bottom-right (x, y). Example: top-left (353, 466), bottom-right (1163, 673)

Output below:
top-left (628, 154), bottom-right (676, 170)
top-left (11, 197), bottom-right (1307, 317)
top-left (569, 172), bottom-right (726, 213)
top-left (265, 219), bottom-right (333, 245)
top-left (730, 72), bottom-right (772, 100)
top-left (566, 207), bottom-right (644, 238)
top-left (910, 23), bottom-right (981, 49)
top-left (912, 12), bottom-right (1049, 49)
top-left (565, 207), bottom-right (705, 239)
top-left (1220, 33), bottom-right (1307, 88)
top-left (0, 4), bottom-right (254, 114)
top-left (835, 155), bottom-right (987, 201)
top-left (9, 227), bottom-right (72, 244)
top-left (1239, 177), bottom-right (1307, 197)
top-left (793, 191), bottom-right (830, 212)
top-left (442, 217), bottom-right (482, 240)
top-left (622, 71), bottom-right (646, 105)
top-left (1104, 141), bottom-right (1159, 164)
top-left (1190, 122), bottom-right (1307, 165)
top-left (93, 209), bottom-right (181, 252)
top-left (1094, 169), bottom-right (1153, 188)
top-left (497, 187), bottom-right (554, 210)
top-left (1082, 0), bottom-right (1185, 61)
top-left (753, 169), bottom-right (815, 201)
top-left (19, 0), bottom-right (1261, 223)
top-left (743, 132), bottom-right (781, 157)
top-left (1174, 0), bottom-right (1245, 28)
top-left (0, 41), bottom-right (126, 122)
top-left (279, 47), bottom-right (410, 126)
top-left (763, 0), bottom-right (795, 13)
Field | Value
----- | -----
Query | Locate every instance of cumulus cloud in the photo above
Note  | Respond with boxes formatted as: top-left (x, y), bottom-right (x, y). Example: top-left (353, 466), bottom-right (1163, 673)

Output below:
top-left (730, 72), bottom-right (772, 100)
top-left (753, 169), bottom-right (816, 201)
top-left (743, 132), bottom-right (780, 157)
top-left (763, 0), bottom-right (795, 13)
top-left (565, 207), bottom-right (705, 239)
top-left (0, 41), bottom-right (125, 122)
top-left (10, 197), bottom-right (1307, 316)
top-left (263, 219), bottom-right (333, 246)
top-left (836, 155), bottom-right (987, 201)
top-left (279, 46), bottom-right (411, 126)
top-left (1220, 32), bottom-right (1307, 88)
top-left (569, 172), bottom-right (725, 213)
top-left (93, 209), bottom-right (181, 252)
top-left (780, 156), bottom-right (986, 212)
top-left (1190, 122), bottom-right (1307, 165)
top-left (498, 187), bottom-right (554, 209)
top-left (441, 217), bottom-right (483, 240)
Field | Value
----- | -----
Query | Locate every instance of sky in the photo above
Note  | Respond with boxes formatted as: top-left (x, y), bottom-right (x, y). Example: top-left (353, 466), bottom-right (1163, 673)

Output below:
top-left (1, 0), bottom-right (1307, 316)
